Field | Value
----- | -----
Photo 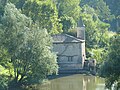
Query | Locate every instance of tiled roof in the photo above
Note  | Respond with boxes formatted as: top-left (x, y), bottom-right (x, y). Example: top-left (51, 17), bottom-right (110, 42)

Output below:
top-left (52, 34), bottom-right (85, 43)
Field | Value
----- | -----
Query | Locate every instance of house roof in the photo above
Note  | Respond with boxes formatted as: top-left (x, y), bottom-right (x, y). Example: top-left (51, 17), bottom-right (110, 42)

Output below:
top-left (52, 34), bottom-right (85, 43)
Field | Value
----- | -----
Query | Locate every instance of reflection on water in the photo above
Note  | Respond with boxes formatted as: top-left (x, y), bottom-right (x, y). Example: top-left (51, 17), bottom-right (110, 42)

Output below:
top-left (37, 74), bottom-right (106, 90)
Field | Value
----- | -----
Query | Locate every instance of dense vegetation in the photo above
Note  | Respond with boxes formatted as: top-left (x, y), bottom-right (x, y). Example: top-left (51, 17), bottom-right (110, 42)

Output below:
top-left (0, 1), bottom-right (58, 89)
top-left (0, 0), bottom-right (119, 89)
top-left (100, 33), bottom-right (120, 89)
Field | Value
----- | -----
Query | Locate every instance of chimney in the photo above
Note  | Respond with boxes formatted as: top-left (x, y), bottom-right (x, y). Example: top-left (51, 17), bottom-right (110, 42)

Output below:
top-left (77, 17), bottom-right (85, 40)
top-left (77, 27), bottom-right (85, 40)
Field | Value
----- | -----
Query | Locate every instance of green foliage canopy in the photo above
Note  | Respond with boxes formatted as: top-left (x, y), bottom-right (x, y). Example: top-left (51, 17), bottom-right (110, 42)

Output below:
top-left (104, 0), bottom-right (120, 32)
top-left (81, 5), bottom-right (110, 48)
top-left (80, 0), bottom-right (113, 21)
top-left (0, 3), bottom-right (58, 85)
top-left (56, 0), bottom-right (81, 32)
top-left (80, 5), bottom-right (111, 63)
top-left (100, 34), bottom-right (120, 89)
top-left (22, 0), bottom-right (62, 34)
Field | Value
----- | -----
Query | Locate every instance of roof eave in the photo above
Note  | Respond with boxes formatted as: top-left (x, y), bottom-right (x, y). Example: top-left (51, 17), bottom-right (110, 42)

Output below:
top-left (53, 40), bottom-right (85, 44)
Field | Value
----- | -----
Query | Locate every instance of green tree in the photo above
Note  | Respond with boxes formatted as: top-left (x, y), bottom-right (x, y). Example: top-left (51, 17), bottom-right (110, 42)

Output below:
top-left (56, 0), bottom-right (81, 32)
top-left (22, 0), bottom-right (62, 34)
top-left (100, 34), bottom-right (120, 89)
top-left (0, 0), bottom-right (7, 20)
top-left (80, 5), bottom-right (111, 63)
top-left (104, 0), bottom-right (120, 32)
top-left (0, 75), bottom-right (8, 90)
top-left (80, 0), bottom-right (113, 21)
top-left (9, 0), bottom-right (26, 9)
top-left (0, 3), bottom-right (58, 86)
top-left (81, 5), bottom-right (110, 48)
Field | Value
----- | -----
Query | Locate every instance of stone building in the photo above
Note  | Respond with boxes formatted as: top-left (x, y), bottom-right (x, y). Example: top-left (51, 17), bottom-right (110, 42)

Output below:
top-left (52, 19), bottom-right (86, 73)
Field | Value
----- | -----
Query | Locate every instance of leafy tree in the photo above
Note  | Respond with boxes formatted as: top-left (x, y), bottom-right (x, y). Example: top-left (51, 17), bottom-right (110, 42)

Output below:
top-left (104, 0), bottom-right (120, 18)
top-left (22, 0), bottom-right (62, 34)
top-left (9, 0), bottom-right (26, 9)
top-left (80, 0), bottom-right (113, 22)
top-left (0, 75), bottom-right (8, 90)
top-left (100, 34), bottom-right (120, 89)
top-left (104, 0), bottom-right (120, 32)
top-left (80, 5), bottom-right (111, 64)
top-left (0, 0), bottom-right (7, 20)
top-left (81, 5), bottom-right (110, 48)
top-left (57, 0), bottom-right (81, 20)
top-left (56, 0), bottom-right (81, 32)
top-left (59, 16), bottom-right (76, 33)
top-left (0, 3), bottom-right (58, 86)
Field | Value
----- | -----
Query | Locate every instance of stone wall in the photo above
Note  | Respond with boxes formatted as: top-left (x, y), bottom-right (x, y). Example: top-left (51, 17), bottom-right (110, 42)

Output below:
top-left (53, 42), bottom-right (84, 70)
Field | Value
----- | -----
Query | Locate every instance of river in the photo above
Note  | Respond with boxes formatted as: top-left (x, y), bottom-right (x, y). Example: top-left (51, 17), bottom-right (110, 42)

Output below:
top-left (35, 74), bottom-right (107, 90)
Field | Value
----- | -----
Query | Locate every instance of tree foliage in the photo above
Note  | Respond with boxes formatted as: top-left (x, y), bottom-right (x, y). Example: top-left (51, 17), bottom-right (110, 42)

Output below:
top-left (81, 5), bottom-right (110, 48)
top-left (0, 3), bottom-right (58, 86)
top-left (80, 5), bottom-right (111, 63)
top-left (9, 0), bottom-right (26, 9)
top-left (100, 34), bottom-right (120, 89)
top-left (80, 0), bottom-right (113, 21)
top-left (0, 75), bottom-right (8, 90)
top-left (104, 0), bottom-right (120, 32)
top-left (56, 0), bottom-right (81, 32)
top-left (22, 0), bottom-right (62, 34)
top-left (0, 0), bottom-right (119, 89)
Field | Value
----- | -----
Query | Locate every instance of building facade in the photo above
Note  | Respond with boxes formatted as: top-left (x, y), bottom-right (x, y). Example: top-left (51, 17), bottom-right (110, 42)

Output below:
top-left (52, 19), bottom-right (86, 72)
top-left (53, 34), bottom-right (85, 70)
top-left (52, 19), bottom-right (86, 71)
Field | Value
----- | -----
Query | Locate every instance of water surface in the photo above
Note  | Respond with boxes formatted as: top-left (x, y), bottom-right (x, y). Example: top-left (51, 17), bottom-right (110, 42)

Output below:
top-left (37, 74), bottom-right (106, 90)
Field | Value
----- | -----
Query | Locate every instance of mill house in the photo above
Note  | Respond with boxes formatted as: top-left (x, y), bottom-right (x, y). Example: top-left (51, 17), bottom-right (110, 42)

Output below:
top-left (52, 19), bottom-right (86, 73)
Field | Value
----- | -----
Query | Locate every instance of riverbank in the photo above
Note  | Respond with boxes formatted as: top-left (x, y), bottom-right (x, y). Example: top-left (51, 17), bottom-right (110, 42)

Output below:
top-left (7, 73), bottom-right (103, 90)
top-left (48, 73), bottom-right (97, 80)
top-left (58, 68), bottom-right (97, 76)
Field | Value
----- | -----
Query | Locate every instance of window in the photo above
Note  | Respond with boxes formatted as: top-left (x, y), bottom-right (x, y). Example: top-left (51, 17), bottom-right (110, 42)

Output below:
top-left (68, 56), bottom-right (73, 62)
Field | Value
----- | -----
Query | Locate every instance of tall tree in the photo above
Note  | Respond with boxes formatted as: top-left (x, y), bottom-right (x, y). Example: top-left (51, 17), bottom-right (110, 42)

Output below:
top-left (80, 0), bottom-right (113, 22)
top-left (80, 5), bottom-right (110, 62)
top-left (0, 3), bottom-right (58, 86)
top-left (22, 0), bottom-right (62, 34)
top-left (56, 0), bottom-right (81, 33)
top-left (0, 0), bottom-right (7, 19)
top-left (81, 5), bottom-right (110, 48)
top-left (9, 0), bottom-right (26, 9)
top-left (104, 0), bottom-right (120, 32)
top-left (100, 34), bottom-right (120, 89)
